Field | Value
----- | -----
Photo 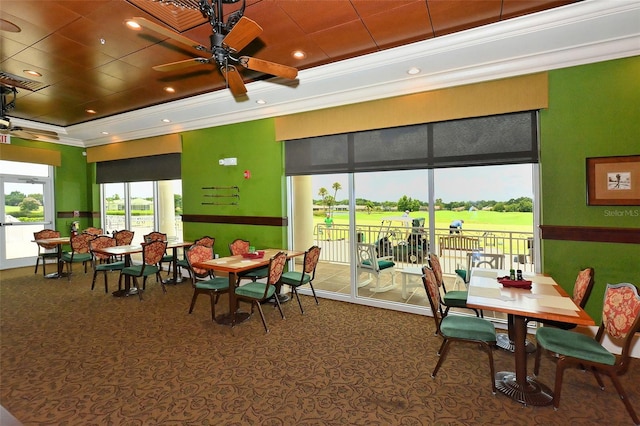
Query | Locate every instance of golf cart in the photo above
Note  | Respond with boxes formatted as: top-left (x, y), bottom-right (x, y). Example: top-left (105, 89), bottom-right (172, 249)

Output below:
top-left (375, 216), bottom-right (428, 264)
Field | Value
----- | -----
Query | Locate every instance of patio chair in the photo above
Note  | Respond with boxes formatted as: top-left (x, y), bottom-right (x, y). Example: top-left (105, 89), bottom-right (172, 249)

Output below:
top-left (356, 242), bottom-right (395, 293)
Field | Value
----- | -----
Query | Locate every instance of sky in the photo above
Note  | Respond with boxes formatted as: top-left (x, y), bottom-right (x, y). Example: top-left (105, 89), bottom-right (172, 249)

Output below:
top-left (312, 164), bottom-right (534, 203)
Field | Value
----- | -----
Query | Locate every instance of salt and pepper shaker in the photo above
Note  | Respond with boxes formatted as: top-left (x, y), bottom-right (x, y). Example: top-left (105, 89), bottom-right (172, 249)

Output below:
top-left (516, 269), bottom-right (523, 281)
top-left (510, 269), bottom-right (516, 280)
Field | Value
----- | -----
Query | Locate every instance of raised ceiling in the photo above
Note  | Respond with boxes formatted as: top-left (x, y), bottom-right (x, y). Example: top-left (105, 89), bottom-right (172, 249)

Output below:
top-left (1, 0), bottom-right (578, 129)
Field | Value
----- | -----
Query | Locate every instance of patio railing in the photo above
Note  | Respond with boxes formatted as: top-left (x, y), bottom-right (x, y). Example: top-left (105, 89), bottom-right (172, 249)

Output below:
top-left (314, 223), bottom-right (535, 276)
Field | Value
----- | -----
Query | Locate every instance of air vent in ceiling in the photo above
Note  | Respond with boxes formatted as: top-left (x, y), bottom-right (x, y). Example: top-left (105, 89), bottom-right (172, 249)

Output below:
top-left (0, 71), bottom-right (48, 91)
top-left (126, 0), bottom-right (207, 32)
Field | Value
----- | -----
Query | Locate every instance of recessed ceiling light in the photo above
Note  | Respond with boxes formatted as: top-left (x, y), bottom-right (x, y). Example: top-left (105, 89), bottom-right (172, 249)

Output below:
top-left (292, 50), bottom-right (306, 59)
top-left (125, 20), bottom-right (141, 30)
top-left (24, 69), bottom-right (42, 77)
top-left (255, 99), bottom-right (266, 105)
top-left (164, 87), bottom-right (176, 93)
top-left (162, 118), bottom-right (171, 123)
top-left (101, 131), bottom-right (109, 135)
top-left (86, 109), bottom-right (97, 114)
top-left (407, 67), bottom-right (421, 75)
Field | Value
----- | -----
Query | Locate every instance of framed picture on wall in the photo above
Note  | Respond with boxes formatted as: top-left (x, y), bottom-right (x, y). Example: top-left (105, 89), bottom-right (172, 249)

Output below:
top-left (586, 155), bottom-right (640, 206)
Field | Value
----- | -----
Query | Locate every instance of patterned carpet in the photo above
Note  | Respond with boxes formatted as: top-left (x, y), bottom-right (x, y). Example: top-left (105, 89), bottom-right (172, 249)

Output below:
top-left (1, 266), bottom-right (638, 425)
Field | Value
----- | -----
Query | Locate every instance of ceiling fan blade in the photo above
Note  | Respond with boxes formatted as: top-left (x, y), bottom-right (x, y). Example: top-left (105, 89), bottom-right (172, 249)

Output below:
top-left (153, 58), bottom-right (210, 72)
top-left (9, 129), bottom-right (38, 140)
top-left (130, 17), bottom-right (204, 51)
top-left (239, 56), bottom-right (298, 80)
top-left (220, 66), bottom-right (247, 96)
top-left (222, 16), bottom-right (263, 53)
top-left (20, 127), bottom-right (59, 140)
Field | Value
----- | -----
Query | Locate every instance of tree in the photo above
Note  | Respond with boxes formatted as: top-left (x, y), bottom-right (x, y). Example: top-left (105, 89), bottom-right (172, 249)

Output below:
top-left (19, 197), bottom-right (41, 212)
top-left (397, 195), bottom-right (421, 213)
top-left (5, 191), bottom-right (26, 206)
top-left (318, 187), bottom-right (333, 212)
top-left (28, 193), bottom-right (44, 204)
top-left (365, 201), bottom-right (374, 214)
top-left (331, 182), bottom-right (342, 214)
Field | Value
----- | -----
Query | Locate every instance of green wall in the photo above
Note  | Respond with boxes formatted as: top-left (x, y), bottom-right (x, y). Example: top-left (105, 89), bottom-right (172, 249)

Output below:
top-left (54, 146), bottom-right (98, 234)
top-left (540, 56), bottom-right (640, 322)
top-left (180, 119), bottom-right (287, 256)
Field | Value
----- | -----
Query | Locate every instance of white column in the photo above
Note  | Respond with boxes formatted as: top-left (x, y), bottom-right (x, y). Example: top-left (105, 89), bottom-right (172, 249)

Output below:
top-left (158, 180), bottom-right (177, 239)
top-left (292, 176), bottom-right (314, 252)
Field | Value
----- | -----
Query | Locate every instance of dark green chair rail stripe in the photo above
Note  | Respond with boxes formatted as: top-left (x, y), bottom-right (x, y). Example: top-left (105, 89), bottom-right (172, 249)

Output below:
top-left (182, 215), bottom-right (288, 227)
top-left (540, 225), bottom-right (640, 244)
top-left (58, 211), bottom-right (100, 219)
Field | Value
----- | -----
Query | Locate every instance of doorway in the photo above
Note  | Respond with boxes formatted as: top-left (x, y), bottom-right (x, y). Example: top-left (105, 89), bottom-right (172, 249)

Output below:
top-left (0, 161), bottom-right (55, 269)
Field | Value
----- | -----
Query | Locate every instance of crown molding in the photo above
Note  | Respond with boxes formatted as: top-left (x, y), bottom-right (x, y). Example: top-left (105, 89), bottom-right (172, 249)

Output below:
top-left (40, 0), bottom-right (639, 147)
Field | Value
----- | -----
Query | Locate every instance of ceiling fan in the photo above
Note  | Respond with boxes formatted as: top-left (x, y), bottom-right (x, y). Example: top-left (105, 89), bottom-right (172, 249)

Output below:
top-left (129, 0), bottom-right (298, 97)
top-left (0, 86), bottom-right (59, 141)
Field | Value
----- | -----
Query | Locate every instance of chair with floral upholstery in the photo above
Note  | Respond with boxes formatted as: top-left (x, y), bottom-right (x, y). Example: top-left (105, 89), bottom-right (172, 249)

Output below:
top-left (234, 251), bottom-right (287, 333)
top-left (33, 229), bottom-right (61, 276)
top-left (177, 236), bottom-right (215, 280)
top-left (185, 244), bottom-right (228, 321)
top-left (429, 253), bottom-right (482, 317)
top-left (422, 265), bottom-right (497, 394)
top-left (280, 245), bottom-right (321, 314)
top-left (113, 229), bottom-right (135, 246)
top-left (528, 267), bottom-right (595, 330)
top-left (534, 282), bottom-right (640, 424)
top-left (61, 233), bottom-right (95, 280)
top-left (118, 240), bottom-right (168, 300)
top-left (89, 235), bottom-right (125, 293)
top-left (144, 231), bottom-right (174, 274)
top-left (229, 238), bottom-right (268, 284)
top-left (83, 227), bottom-right (103, 236)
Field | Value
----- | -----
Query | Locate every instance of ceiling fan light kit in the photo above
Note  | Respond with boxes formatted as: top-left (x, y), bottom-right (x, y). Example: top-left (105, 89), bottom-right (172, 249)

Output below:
top-left (132, 0), bottom-right (298, 97)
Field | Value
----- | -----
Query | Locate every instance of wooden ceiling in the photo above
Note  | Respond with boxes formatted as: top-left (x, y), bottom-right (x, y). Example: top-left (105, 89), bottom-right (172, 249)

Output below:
top-left (1, 0), bottom-right (577, 127)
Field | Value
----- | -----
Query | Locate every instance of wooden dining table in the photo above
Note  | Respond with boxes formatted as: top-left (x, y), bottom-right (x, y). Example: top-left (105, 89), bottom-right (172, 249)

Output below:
top-left (194, 248), bottom-right (304, 325)
top-left (92, 240), bottom-right (192, 297)
top-left (465, 268), bottom-right (595, 406)
top-left (32, 236), bottom-right (70, 279)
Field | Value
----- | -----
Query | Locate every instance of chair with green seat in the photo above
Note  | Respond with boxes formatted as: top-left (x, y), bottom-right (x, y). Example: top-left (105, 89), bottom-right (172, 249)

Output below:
top-left (185, 244), bottom-right (228, 321)
top-left (421, 265), bottom-right (497, 394)
top-left (234, 251), bottom-right (287, 333)
top-left (177, 236), bottom-right (215, 280)
top-left (280, 245), bottom-right (321, 314)
top-left (429, 253), bottom-right (482, 317)
top-left (118, 240), bottom-right (167, 300)
top-left (89, 235), bottom-right (125, 293)
top-left (61, 233), bottom-right (95, 280)
top-left (356, 242), bottom-right (395, 292)
top-left (33, 229), bottom-right (61, 276)
top-left (229, 239), bottom-right (268, 284)
top-left (144, 231), bottom-right (174, 275)
top-left (534, 282), bottom-right (640, 424)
